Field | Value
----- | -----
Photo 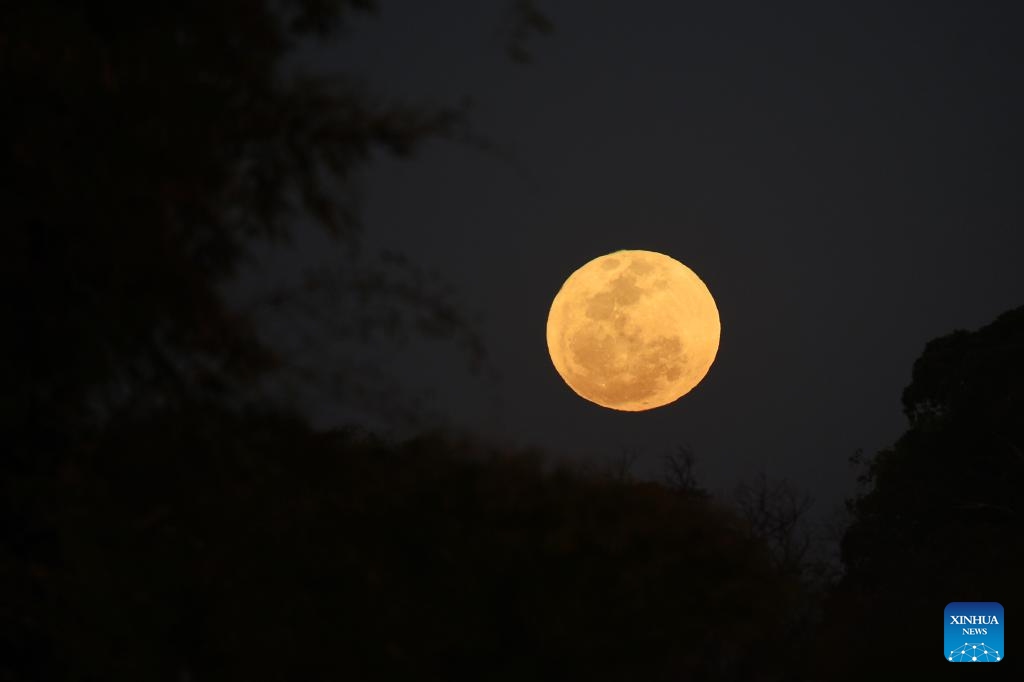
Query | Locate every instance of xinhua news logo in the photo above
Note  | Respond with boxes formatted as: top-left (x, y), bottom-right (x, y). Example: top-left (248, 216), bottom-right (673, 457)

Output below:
top-left (945, 602), bottom-right (1004, 662)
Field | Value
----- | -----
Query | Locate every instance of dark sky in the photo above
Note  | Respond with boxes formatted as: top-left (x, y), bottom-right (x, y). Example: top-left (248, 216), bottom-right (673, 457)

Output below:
top-left (232, 1), bottom-right (1024, 517)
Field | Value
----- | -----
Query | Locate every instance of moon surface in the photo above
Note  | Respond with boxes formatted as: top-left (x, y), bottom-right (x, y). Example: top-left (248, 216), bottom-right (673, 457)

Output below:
top-left (546, 250), bottom-right (720, 411)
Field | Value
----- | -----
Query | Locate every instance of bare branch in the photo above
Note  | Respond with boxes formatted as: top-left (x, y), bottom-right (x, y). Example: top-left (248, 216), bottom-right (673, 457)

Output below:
top-left (662, 445), bottom-right (704, 495)
top-left (734, 473), bottom-right (815, 575)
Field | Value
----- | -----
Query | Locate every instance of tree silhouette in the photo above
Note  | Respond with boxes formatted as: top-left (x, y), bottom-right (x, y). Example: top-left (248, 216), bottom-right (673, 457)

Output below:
top-left (2, 2), bottom-right (553, 679)
top-left (5, 404), bottom-right (801, 681)
top-left (2, 0), bottom-right (548, 439)
top-left (661, 445), bottom-right (707, 497)
top-left (733, 472), bottom-right (814, 578)
top-left (817, 305), bottom-right (1024, 678)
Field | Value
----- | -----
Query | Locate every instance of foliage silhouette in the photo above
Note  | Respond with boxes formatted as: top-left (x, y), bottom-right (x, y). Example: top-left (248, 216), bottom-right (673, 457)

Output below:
top-left (817, 305), bottom-right (1024, 678)
top-left (5, 404), bottom-right (801, 681)
top-left (1, 1), bottom-right (551, 678)
top-left (1, 0), bottom-right (524, 439)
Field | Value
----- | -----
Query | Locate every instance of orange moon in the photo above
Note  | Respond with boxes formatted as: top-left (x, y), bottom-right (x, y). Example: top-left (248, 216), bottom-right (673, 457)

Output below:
top-left (546, 250), bottom-right (720, 411)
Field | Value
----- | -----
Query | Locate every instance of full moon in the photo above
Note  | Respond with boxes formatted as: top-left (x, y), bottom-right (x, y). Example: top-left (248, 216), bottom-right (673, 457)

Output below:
top-left (546, 250), bottom-right (720, 411)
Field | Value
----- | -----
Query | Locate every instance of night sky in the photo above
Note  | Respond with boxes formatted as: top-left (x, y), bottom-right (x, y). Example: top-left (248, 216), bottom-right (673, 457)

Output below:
top-left (233, 0), bottom-right (1024, 517)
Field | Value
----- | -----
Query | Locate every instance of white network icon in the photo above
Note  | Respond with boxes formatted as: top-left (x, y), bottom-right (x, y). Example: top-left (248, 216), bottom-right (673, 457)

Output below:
top-left (949, 642), bottom-right (1000, 662)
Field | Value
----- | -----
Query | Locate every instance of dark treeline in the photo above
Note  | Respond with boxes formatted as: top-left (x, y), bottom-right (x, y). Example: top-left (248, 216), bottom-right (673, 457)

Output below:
top-left (8, 408), bottom-right (803, 680)
top-left (3, 2), bottom-right (1022, 680)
